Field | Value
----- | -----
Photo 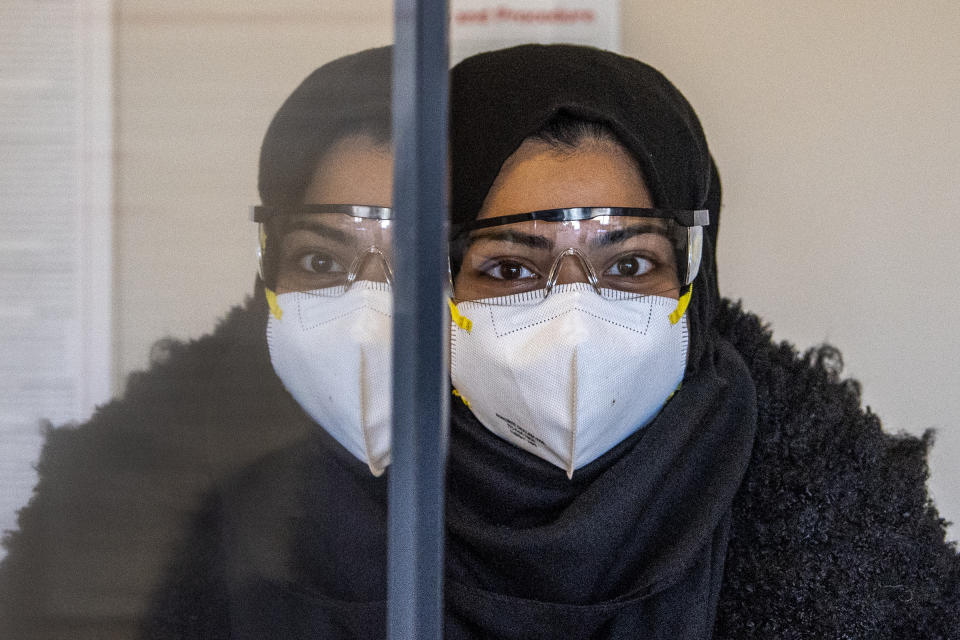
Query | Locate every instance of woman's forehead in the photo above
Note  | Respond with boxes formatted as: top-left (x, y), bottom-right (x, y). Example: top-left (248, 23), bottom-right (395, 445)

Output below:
top-left (303, 135), bottom-right (394, 207)
top-left (477, 138), bottom-right (652, 220)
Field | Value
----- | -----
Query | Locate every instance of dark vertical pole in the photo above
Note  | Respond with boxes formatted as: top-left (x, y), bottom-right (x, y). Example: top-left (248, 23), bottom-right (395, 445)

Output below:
top-left (388, 1), bottom-right (449, 639)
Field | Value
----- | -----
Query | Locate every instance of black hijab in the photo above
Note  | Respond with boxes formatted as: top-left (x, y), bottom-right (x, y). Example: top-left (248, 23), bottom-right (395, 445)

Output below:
top-left (443, 44), bottom-right (758, 639)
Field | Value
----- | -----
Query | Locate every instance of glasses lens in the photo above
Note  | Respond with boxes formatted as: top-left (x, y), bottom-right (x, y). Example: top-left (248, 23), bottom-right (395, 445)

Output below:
top-left (453, 215), bottom-right (688, 304)
top-left (263, 212), bottom-right (393, 295)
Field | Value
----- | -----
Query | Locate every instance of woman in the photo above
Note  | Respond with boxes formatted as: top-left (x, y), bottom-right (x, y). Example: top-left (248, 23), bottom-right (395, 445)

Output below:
top-left (443, 44), bottom-right (959, 638)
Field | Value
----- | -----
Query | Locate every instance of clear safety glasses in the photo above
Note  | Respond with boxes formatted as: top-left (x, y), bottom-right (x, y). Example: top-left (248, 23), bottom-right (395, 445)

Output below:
top-left (251, 204), bottom-right (394, 296)
top-left (451, 207), bottom-right (708, 305)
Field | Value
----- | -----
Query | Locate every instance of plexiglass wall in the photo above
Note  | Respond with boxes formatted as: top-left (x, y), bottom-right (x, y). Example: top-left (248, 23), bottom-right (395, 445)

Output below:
top-left (2, 3), bottom-right (959, 639)
top-left (1, 2), bottom-right (400, 638)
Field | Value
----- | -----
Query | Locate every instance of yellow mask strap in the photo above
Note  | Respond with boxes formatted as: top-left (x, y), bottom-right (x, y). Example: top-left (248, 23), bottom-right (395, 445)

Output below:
top-left (452, 388), bottom-right (472, 408)
top-left (665, 381), bottom-right (683, 402)
top-left (265, 287), bottom-right (283, 320)
top-left (448, 298), bottom-right (473, 332)
top-left (669, 285), bottom-right (692, 325)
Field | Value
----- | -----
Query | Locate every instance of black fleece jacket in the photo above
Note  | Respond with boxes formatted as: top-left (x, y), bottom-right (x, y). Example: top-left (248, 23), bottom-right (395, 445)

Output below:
top-left (1, 297), bottom-right (958, 639)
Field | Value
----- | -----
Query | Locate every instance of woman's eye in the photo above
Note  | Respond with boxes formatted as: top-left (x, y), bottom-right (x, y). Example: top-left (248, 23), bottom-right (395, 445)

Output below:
top-left (606, 255), bottom-right (654, 277)
top-left (483, 260), bottom-right (536, 281)
top-left (298, 252), bottom-right (346, 274)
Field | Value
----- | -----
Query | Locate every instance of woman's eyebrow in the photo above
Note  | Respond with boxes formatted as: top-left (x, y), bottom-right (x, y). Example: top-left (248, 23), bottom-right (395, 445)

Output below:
top-left (465, 229), bottom-right (554, 251)
top-left (590, 223), bottom-right (671, 248)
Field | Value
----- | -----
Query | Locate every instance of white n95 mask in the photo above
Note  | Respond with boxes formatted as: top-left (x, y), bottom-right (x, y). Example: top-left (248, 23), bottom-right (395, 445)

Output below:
top-left (267, 281), bottom-right (392, 476)
top-left (450, 283), bottom-right (688, 478)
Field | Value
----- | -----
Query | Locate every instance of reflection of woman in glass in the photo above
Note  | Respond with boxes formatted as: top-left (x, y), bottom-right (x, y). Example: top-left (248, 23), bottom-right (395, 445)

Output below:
top-left (143, 47), bottom-right (398, 639)
top-left (0, 47), bottom-right (395, 639)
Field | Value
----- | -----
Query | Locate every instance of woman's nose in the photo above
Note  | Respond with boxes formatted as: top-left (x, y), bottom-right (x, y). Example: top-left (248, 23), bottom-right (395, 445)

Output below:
top-left (552, 251), bottom-right (594, 286)
top-left (354, 249), bottom-right (393, 284)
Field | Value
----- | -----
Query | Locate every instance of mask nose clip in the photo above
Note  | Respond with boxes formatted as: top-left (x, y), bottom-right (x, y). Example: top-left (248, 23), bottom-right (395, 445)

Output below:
top-left (346, 246), bottom-right (394, 291)
top-left (544, 248), bottom-right (602, 298)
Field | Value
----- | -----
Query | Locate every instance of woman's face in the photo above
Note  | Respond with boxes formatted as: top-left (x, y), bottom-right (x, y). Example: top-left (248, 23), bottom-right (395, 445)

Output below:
top-left (271, 135), bottom-right (394, 294)
top-left (455, 137), bottom-right (682, 300)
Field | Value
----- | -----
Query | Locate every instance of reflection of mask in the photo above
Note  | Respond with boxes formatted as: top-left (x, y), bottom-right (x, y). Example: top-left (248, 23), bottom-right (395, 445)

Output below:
top-left (450, 283), bottom-right (687, 478)
top-left (267, 281), bottom-right (392, 476)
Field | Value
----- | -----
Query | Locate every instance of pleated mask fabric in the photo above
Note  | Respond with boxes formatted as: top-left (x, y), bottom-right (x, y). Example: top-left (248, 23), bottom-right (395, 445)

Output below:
top-left (267, 281), bottom-right (393, 476)
top-left (450, 285), bottom-right (688, 478)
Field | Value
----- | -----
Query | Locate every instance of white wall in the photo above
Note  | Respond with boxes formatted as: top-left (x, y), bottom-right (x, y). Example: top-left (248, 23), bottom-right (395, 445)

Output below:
top-left (111, 2), bottom-right (959, 539)
top-left (621, 1), bottom-right (960, 539)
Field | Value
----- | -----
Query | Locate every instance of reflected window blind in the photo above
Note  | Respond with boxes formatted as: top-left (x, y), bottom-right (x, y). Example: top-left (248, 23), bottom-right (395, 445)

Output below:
top-left (0, 0), bottom-right (112, 550)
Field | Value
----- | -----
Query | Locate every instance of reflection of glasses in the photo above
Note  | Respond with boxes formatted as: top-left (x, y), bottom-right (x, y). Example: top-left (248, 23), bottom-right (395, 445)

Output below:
top-left (251, 205), bottom-right (394, 295)
top-left (451, 207), bottom-right (707, 305)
